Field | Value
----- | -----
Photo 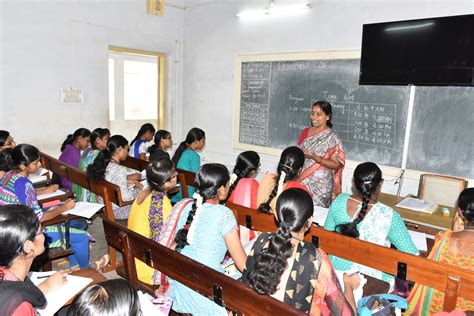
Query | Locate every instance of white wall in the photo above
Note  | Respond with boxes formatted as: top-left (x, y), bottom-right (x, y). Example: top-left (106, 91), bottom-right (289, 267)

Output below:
top-left (1, 0), bottom-right (184, 156)
top-left (181, 0), bottom-right (474, 195)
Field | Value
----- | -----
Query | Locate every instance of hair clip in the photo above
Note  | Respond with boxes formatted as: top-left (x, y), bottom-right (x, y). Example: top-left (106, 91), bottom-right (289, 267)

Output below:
top-left (363, 180), bottom-right (372, 184)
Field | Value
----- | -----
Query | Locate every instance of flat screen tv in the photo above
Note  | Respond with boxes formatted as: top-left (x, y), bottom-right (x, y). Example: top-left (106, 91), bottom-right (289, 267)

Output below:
top-left (360, 14), bottom-right (474, 86)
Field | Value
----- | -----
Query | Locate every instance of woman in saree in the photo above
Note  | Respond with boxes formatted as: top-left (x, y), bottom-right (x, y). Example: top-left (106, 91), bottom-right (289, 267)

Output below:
top-left (297, 100), bottom-right (345, 208)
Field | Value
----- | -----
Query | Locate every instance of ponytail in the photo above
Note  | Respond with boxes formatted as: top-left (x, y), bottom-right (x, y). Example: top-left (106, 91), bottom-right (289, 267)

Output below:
top-left (225, 151), bottom-right (260, 203)
top-left (171, 128), bottom-right (205, 165)
top-left (61, 134), bottom-right (74, 152)
top-left (258, 146), bottom-right (304, 214)
top-left (61, 128), bottom-right (92, 152)
top-left (0, 149), bottom-right (13, 172)
top-left (336, 162), bottom-right (382, 238)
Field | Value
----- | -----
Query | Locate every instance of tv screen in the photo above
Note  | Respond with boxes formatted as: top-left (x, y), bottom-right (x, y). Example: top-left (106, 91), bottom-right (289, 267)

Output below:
top-left (360, 14), bottom-right (474, 86)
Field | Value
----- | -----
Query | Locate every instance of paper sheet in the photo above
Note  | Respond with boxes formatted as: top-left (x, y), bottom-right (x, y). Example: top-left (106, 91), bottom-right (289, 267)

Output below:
top-left (29, 174), bottom-right (48, 184)
top-left (408, 230), bottom-right (428, 252)
top-left (63, 202), bottom-right (104, 219)
top-left (30, 272), bottom-right (92, 316)
top-left (313, 206), bottom-right (329, 226)
top-left (396, 197), bottom-right (438, 213)
top-left (37, 189), bottom-right (66, 200)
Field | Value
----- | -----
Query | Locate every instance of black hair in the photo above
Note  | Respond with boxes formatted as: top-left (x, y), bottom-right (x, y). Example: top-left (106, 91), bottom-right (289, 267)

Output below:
top-left (175, 163), bottom-right (229, 252)
top-left (258, 146), bottom-right (305, 214)
top-left (312, 100), bottom-right (333, 128)
top-left (61, 128), bottom-right (92, 152)
top-left (336, 162), bottom-right (382, 238)
top-left (0, 130), bottom-right (10, 147)
top-left (87, 135), bottom-right (128, 180)
top-left (2, 144), bottom-right (40, 171)
top-left (0, 149), bottom-right (12, 172)
top-left (90, 128), bottom-right (109, 150)
top-left (0, 205), bottom-right (40, 267)
top-left (457, 188), bottom-right (474, 225)
top-left (148, 129), bottom-right (171, 154)
top-left (247, 188), bottom-right (313, 295)
top-left (225, 151), bottom-right (260, 203)
top-left (146, 157), bottom-right (175, 192)
top-left (67, 279), bottom-right (141, 316)
top-left (171, 127), bottom-right (205, 165)
top-left (103, 128), bottom-right (111, 136)
top-left (130, 123), bottom-right (156, 147)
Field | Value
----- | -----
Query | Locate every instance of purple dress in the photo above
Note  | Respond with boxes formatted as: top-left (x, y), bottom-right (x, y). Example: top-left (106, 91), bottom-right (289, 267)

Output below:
top-left (58, 144), bottom-right (81, 191)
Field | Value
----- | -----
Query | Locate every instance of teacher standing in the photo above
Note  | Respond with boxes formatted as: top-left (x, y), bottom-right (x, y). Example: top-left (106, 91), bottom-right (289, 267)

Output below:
top-left (297, 101), bottom-right (345, 208)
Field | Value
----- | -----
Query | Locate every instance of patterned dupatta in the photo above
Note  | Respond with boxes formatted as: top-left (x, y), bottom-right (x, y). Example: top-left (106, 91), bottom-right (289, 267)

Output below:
top-left (148, 190), bottom-right (165, 242)
top-left (298, 128), bottom-right (345, 200)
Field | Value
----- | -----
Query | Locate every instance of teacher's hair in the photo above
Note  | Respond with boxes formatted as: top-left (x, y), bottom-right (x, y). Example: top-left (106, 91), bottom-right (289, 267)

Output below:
top-left (458, 188), bottom-right (474, 225)
top-left (0, 205), bottom-right (40, 267)
top-left (225, 151), bottom-right (260, 203)
top-left (175, 163), bottom-right (229, 252)
top-left (336, 162), bottom-right (382, 238)
top-left (258, 146), bottom-right (304, 214)
top-left (61, 128), bottom-right (91, 152)
top-left (246, 188), bottom-right (313, 295)
top-left (87, 135), bottom-right (128, 180)
top-left (312, 100), bottom-right (333, 128)
top-left (171, 127), bottom-right (205, 165)
top-left (67, 279), bottom-right (141, 316)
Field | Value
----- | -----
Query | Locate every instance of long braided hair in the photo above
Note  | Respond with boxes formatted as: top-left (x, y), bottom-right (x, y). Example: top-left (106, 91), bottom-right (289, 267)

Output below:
top-left (174, 163), bottom-right (230, 252)
top-left (336, 162), bottom-right (382, 238)
top-left (225, 151), bottom-right (260, 203)
top-left (258, 146), bottom-right (305, 214)
top-left (246, 188), bottom-right (313, 295)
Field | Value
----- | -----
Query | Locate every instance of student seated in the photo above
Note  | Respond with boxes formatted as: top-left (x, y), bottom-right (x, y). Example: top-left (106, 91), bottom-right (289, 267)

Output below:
top-left (225, 150), bottom-right (260, 244)
top-left (87, 135), bottom-right (142, 219)
top-left (148, 129), bottom-right (172, 162)
top-left (171, 127), bottom-right (206, 203)
top-left (67, 279), bottom-right (140, 316)
top-left (72, 128), bottom-right (109, 203)
top-left (0, 144), bottom-right (108, 269)
top-left (128, 157), bottom-right (177, 285)
top-left (129, 123), bottom-right (155, 160)
top-left (0, 204), bottom-right (68, 316)
top-left (324, 162), bottom-right (418, 283)
top-left (256, 146), bottom-right (308, 214)
top-left (167, 163), bottom-right (246, 315)
top-left (242, 188), bottom-right (359, 315)
top-left (407, 188), bottom-right (474, 315)
top-left (58, 128), bottom-right (91, 191)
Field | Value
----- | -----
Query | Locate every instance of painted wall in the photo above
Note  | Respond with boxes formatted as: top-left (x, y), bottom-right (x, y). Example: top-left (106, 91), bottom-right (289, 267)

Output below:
top-left (1, 0), bottom-right (184, 156)
top-left (181, 0), bottom-right (474, 194)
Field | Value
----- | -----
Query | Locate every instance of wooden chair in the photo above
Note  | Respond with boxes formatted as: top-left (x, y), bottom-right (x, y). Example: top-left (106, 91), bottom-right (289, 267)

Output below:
top-left (121, 155), bottom-right (149, 171)
top-left (418, 173), bottom-right (468, 208)
top-left (102, 217), bottom-right (303, 315)
top-left (176, 168), bottom-right (197, 199)
top-left (226, 202), bottom-right (474, 312)
top-left (67, 165), bottom-right (91, 192)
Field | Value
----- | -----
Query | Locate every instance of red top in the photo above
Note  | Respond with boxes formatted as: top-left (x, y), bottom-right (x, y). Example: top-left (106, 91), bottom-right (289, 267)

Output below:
top-left (0, 267), bottom-right (37, 316)
top-left (297, 127), bottom-right (311, 146)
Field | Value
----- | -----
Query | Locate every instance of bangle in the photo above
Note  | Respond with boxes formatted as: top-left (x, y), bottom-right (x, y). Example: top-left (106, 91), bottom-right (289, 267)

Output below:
top-left (317, 156), bottom-right (322, 163)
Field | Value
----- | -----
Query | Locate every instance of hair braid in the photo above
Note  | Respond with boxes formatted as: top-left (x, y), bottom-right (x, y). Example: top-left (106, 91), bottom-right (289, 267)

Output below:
top-left (258, 171), bottom-right (287, 214)
top-left (174, 201), bottom-right (198, 252)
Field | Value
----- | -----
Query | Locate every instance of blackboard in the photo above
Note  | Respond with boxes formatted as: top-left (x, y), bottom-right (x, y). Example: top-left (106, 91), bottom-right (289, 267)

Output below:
top-left (407, 87), bottom-right (474, 178)
top-left (236, 54), bottom-right (410, 168)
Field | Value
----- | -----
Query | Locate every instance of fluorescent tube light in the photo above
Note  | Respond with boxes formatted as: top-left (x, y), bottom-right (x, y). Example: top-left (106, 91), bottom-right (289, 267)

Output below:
top-left (236, 3), bottom-right (311, 19)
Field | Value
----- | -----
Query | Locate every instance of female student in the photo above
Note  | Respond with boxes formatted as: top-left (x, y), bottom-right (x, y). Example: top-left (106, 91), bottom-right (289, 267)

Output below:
top-left (169, 163), bottom-right (246, 315)
top-left (148, 129), bottom-right (172, 162)
top-left (324, 162), bottom-right (418, 282)
top-left (407, 188), bottom-right (474, 315)
top-left (129, 123), bottom-right (155, 160)
top-left (257, 146), bottom-right (308, 214)
top-left (128, 157), bottom-right (177, 285)
top-left (297, 101), bottom-right (345, 208)
top-left (87, 135), bottom-right (142, 219)
top-left (68, 279), bottom-right (141, 316)
top-left (171, 127), bottom-right (205, 203)
top-left (242, 188), bottom-right (359, 315)
top-left (72, 128), bottom-right (109, 202)
top-left (0, 204), bottom-right (68, 316)
top-left (0, 144), bottom-right (105, 269)
top-left (59, 128), bottom-right (91, 191)
top-left (226, 151), bottom-right (260, 243)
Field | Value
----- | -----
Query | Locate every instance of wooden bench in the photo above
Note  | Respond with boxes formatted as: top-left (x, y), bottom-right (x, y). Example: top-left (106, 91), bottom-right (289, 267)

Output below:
top-left (121, 155), bottom-right (149, 171)
top-left (176, 168), bottom-right (197, 199)
top-left (102, 217), bottom-right (302, 315)
top-left (226, 202), bottom-right (474, 312)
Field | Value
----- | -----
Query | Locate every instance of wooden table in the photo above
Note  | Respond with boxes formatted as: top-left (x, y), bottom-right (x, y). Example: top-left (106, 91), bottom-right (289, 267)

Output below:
top-left (378, 192), bottom-right (454, 235)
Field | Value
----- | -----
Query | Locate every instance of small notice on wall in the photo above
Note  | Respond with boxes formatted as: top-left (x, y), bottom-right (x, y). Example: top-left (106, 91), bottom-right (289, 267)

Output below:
top-left (61, 87), bottom-right (83, 103)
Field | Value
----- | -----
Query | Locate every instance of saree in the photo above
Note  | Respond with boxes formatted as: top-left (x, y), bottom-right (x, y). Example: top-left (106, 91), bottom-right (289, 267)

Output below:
top-left (298, 128), bottom-right (345, 208)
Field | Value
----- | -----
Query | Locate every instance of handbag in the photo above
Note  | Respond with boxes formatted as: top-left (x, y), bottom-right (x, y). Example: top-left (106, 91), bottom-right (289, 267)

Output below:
top-left (358, 293), bottom-right (407, 316)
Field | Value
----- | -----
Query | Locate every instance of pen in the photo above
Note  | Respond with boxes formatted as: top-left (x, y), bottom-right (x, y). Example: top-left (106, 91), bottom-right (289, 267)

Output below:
top-left (37, 272), bottom-right (69, 279)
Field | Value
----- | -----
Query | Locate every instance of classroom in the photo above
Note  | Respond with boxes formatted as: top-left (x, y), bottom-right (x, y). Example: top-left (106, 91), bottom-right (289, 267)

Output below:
top-left (1, 0), bottom-right (473, 315)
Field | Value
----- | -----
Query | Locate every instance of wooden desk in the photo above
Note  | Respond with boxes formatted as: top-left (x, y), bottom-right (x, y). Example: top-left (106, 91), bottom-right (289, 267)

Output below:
top-left (65, 268), bottom-right (107, 305)
top-left (379, 193), bottom-right (454, 234)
